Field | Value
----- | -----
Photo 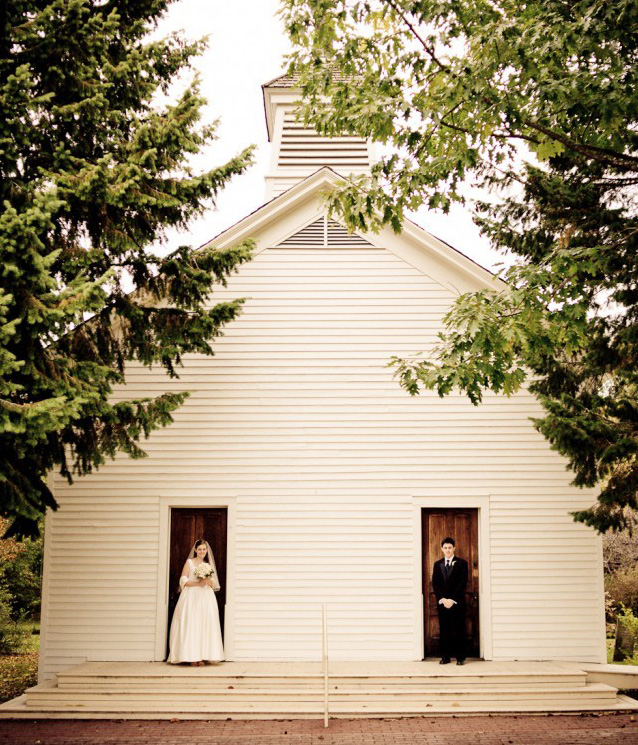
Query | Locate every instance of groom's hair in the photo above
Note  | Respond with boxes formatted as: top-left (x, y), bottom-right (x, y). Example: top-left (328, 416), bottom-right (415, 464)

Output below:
top-left (441, 537), bottom-right (455, 547)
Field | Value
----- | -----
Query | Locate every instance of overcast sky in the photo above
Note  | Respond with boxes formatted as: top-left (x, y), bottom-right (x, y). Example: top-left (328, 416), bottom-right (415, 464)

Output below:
top-left (158, 0), bottom-right (500, 271)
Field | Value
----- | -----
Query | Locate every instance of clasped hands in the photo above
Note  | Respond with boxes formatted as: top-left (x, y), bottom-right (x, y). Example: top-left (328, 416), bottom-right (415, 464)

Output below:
top-left (439, 598), bottom-right (456, 609)
top-left (198, 578), bottom-right (214, 587)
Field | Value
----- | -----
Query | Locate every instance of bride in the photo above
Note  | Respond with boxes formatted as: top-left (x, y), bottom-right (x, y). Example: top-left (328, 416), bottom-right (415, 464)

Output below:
top-left (167, 539), bottom-right (225, 665)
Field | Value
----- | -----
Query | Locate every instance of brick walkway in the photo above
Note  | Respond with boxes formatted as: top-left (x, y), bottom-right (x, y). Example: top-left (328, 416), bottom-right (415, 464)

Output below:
top-left (1, 715), bottom-right (637, 744)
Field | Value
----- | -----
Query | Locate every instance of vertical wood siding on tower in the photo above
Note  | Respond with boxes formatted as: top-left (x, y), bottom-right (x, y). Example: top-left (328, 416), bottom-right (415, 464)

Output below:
top-left (39, 246), bottom-right (604, 677)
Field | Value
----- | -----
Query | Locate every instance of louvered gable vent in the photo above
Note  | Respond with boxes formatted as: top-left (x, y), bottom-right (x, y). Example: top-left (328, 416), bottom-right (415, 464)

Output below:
top-left (278, 113), bottom-right (370, 170)
top-left (277, 216), bottom-right (377, 248)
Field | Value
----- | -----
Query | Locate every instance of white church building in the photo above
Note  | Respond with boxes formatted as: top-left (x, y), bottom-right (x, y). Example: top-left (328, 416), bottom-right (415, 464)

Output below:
top-left (15, 74), bottom-right (627, 718)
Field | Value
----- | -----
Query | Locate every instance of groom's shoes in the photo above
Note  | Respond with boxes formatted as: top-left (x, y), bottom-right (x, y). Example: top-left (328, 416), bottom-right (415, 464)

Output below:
top-left (456, 659), bottom-right (465, 666)
top-left (439, 657), bottom-right (451, 665)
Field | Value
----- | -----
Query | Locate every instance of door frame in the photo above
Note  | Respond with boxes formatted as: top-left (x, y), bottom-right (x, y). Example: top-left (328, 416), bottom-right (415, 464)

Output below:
top-left (412, 494), bottom-right (493, 660)
top-left (154, 494), bottom-right (237, 661)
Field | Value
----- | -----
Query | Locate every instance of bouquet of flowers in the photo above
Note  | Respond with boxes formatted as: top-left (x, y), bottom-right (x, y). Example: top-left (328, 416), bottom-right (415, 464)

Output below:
top-left (194, 563), bottom-right (213, 580)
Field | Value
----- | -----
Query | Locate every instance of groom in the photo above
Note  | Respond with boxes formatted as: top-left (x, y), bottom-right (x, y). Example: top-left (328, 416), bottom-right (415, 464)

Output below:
top-left (432, 536), bottom-right (468, 665)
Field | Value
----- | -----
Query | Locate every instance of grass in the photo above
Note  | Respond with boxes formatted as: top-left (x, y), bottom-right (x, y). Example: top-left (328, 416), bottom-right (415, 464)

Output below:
top-left (0, 621), bottom-right (39, 704)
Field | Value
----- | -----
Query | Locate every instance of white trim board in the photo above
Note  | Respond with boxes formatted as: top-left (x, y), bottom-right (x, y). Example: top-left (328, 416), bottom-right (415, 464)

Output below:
top-left (37, 505), bottom-right (57, 683)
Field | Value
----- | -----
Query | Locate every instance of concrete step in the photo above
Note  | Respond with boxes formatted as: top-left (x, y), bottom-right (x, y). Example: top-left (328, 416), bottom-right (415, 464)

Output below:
top-left (3, 661), bottom-right (637, 720)
top-left (31, 682), bottom-right (618, 700)
top-left (24, 681), bottom-right (619, 707)
top-left (56, 669), bottom-right (588, 690)
top-left (56, 678), bottom-right (589, 692)
top-left (3, 693), bottom-right (637, 719)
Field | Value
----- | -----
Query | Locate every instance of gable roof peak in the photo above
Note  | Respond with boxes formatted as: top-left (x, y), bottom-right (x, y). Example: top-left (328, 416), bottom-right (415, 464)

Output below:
top-left (204, 167), bottom-right (497, 292)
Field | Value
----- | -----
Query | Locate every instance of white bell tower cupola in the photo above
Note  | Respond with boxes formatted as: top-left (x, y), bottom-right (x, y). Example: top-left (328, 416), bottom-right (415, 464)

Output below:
top-left (262, 74), bottom-right (373, 200)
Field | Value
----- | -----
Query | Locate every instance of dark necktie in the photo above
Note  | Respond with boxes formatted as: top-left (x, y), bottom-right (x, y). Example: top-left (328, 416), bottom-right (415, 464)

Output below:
top-left (445, 561), bottom-right (451, 577)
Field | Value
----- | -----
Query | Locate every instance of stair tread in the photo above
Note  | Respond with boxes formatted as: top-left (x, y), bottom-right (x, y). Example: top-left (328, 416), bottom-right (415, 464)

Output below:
top-left (5, 696), bottom-right (638, 719)
top-left (31, 683), bottom-right (618, 694)
top-left (18, 701), bottom-right (638, 713)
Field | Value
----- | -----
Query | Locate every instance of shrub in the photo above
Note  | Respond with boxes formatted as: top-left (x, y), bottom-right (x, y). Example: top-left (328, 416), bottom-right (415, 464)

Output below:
top-left (605, 591), bottom-right (617, 623)
top-left (615, 606), bottom-right (638, 664)
top-left (605, 566), bottom-right (638, 618)
top-left (0, 586), bottom-right (25, 656)
top-left (0, 652), bottom-right (38, 704)
top-left (3, 539), bottom-right (43, 621)
top-left (0, 518), bottom-right (43, 621)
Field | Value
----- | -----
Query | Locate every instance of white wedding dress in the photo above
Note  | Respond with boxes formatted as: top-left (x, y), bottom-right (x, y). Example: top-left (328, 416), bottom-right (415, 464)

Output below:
top-left (167, 558), bottom-right (225, 663)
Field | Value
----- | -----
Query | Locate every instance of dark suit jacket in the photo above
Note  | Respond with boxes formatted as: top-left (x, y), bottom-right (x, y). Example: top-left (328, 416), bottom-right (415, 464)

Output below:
top-left (432, 556), bottom-right (468, 609)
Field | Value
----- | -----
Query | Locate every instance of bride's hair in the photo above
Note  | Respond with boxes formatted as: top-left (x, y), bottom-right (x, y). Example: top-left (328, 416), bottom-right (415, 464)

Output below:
top-left (194, 539), bottom-right (209, 562)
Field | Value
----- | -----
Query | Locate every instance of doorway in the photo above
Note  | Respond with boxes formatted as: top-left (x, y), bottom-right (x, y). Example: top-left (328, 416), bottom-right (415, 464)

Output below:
top-left (167, 508), bottom-right (228, 653)
top-left (422, 508), bottom-right (480, 658)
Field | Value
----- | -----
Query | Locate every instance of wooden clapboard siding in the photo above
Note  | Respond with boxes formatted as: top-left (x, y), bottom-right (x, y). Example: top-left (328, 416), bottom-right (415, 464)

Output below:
top-left (39, 495), bottom-right (161, 678)
top-left (39, 244), bottom-right (604, 679)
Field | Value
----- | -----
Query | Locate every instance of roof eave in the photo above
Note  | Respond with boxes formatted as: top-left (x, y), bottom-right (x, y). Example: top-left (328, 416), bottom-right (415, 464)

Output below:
top-left (200, 167), bottom-right (501, 291)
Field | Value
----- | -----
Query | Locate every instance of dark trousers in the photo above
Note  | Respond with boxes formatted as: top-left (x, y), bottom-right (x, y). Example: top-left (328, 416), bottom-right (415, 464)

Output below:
top-left (438, 604), bottom-right (466, 660)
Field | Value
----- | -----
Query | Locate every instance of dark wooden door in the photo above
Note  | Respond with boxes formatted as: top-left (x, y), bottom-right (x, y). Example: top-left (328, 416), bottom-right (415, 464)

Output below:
top-left (167, 508), bottom-right (228, 654)
top-left (422, 508), bottom-right (480, 658)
